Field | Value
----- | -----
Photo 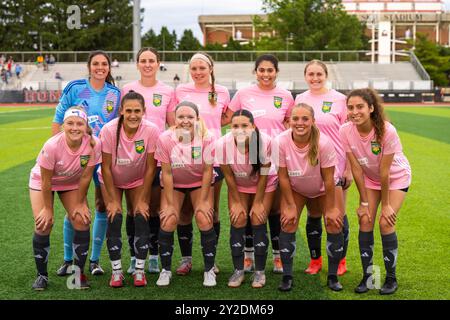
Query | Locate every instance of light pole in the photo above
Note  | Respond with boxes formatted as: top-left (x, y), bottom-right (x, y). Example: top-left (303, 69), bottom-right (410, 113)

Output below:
top-left (133, 0), bottom-right (141, 62)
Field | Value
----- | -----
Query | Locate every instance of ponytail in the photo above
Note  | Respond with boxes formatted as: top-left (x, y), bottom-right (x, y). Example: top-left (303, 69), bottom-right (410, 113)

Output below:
top-left (292, 103), bottom-right (320, 166)
top-left (190, 52), bottom-right (217, 106)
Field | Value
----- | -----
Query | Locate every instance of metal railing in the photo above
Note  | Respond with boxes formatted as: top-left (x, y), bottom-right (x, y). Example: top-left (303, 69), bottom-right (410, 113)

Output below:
top-left (409, 50), bottom-right (431, 81)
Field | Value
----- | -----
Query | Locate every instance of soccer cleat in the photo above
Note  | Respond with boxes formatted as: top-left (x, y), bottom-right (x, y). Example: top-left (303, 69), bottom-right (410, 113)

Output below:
top-left (213, 263), bottom-right (220, 274)
top-left (133, 269), bottom-right (147, 287)
top-left (176, 260), bottom-right (192, 276)
top-left (380, 277), bottom-right (398, 295)
top-left (228, 269), bottom-right (245, 288)
top-left (89, 261), bottom-right (104, 276)
top-left (304, 256), bottom-right (322, 275)
top-left (156, 269), bottom-right (172, 287)
top-left (278, 275), bottom-right (293, 292)
top-left (252, 271), bottom-right (266, 288)
top-left (109, 270), bottom-right (125, 288)
top-left (57, 260), bottom-right (73, 277)
top-left (148, 256), bottom-right (160, 274)
top-left (32, 274), bottom-right (48, 291)
top-left (327, 275), bottom-right (343, 292)
top-left (203, 268), bottom-right (217, 287)
top-left (337, 257), bottom-right (348, 276)
top-left (244, 257), bottom-right (254, 273)
top-left (127, 258), bottom-right (136, 275)
top-left (273, 256), bottom-right (283, 274)
top-left (355, 276), bottom-right (370, 294)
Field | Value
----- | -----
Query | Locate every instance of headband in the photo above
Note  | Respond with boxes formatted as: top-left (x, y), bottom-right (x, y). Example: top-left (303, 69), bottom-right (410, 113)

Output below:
top-left (189, 53), bottom-right (212, 67)
top-left (63, 108), bottom-right (88, 123)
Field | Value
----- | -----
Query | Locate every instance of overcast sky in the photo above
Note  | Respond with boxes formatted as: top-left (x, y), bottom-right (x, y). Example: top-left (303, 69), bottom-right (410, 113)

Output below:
top-left (140, 0), bottom-right (450, 43)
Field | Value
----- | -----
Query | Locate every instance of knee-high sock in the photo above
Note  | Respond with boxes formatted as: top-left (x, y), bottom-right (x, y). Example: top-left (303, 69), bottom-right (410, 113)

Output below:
top-left (134, 214), bottom-right (150, 269)
top-left (33, 233), bottom-right (50, 276)
top-left (159, 229), bottom-right (174, 271)
top-left (200, 228), bottom-right (217, 272)
top-left (326, 232), bottom-right (344, 277)
top-left (244, 218), bottom-right (254, 250)
top-left (230, 226), bottom-right (245, 270)
top-left (177, 223), bottom-right (193, 258)
top-left (306, 216), bottom-right (322, 259)
top-left (214, 221), bottom-right (220, 248)
top-left (73, 230), bottom-right (90, 273)
top-left (90, 211), bottom-right (107, 262)
top-left (126, 214), bottom-right (135, 258)
top-left (342, 215), bottom-right (350, 259)
top-left (148, 216), bottom-right (160, 256)
top-left (279, 231), bottom-right (296, 277)
top-left (106, 214), bottom-right (122, 263)
top-left (382, 232), bottom-right (398, 279)
top-left (359, 231), bottom-right (374, 277)
top-left (253, 224), bottom-right (269, 271)
top-left (268, 212), bottom-right (281, 252)
top-left (63, 216), bottom-right (74, 262)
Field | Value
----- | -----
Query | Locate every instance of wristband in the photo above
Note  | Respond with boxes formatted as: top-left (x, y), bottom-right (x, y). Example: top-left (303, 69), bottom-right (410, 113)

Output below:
top-left (360, 202), bottom-right (369, 207)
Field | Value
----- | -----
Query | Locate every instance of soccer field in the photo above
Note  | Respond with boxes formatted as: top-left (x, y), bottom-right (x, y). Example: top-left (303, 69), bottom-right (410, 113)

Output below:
top-left (0, 105), bottom-right (449, 300)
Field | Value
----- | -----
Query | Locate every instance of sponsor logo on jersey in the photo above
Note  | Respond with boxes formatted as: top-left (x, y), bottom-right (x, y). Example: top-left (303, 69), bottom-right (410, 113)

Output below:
top-left (153, 94), bottom-right (162, 107)
top-left (274, 96), bottom-right (282, 109)
top-left (191, 146), bottom-right (201, 159)
top-left (288, 170), bottom-right (302, 177)
top-left (105, 100), bottom-right (114, 113)
top-left (322, 101), bottom-right (332, 113)
top-left (80, 155), bottom-right (90, 168)
top-left (371, 141), bottom-right (381, 155)
top-left (135, 139), bottom-right (145, 154)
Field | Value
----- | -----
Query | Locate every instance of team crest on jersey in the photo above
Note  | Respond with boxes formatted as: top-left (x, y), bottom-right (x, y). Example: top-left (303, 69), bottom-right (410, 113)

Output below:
top-left (273, 96), bottom-right (282, 109)
top-left (208, 92), bottom-right (218, 103)
top-left (80, 155), bottom-right (90, 168)
top-left (371, 141), bottom-right (381, 155)
top-left (135, 140), bottom-right (145, 154)
top-left (322, 101), bottom-right (332, 113)
top-left (191, 146), bottom-right (201, 159)
top-left (105, 100), bottom-right (114, 113)
top-left (153, 94), bottom-right (162, 107)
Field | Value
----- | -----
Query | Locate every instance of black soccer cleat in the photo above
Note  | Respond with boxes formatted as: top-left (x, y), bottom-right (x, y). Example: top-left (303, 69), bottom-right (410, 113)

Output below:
top-left (89, 261), bottom-right (105, 276)
top-left (380, 277), bottom-right (398, 295)
top-left (278, 275), bottom-right (294, 292)
top-left (32, 274), bottom-right (48, 291)
top-left (327, 275), bottom-right (343, 292)
top-left (56, 260), bottom-right (73, 277)
top-left (354, 276), bottom-right (370, 294)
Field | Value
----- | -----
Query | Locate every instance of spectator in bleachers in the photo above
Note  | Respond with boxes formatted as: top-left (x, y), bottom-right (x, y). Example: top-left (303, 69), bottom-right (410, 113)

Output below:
top-left (49, 54), bottom-right (56, 65)
top-left (36, 54), bottom-right (44, 67)
top-left (6, 57), bottom-right (13, 78)
top-left (1, 67), bottom-right (8, 84)
top-left (15, 63), bottom-right (22, 79)
top-left (111, 58), bottom-right (119, 68)
top-left (44, 54), bottom-right (50, 64)
top-left (159, 63), bottom-right (167, 71)
top-left (0, 54), bottom-right (5, 66)
top-left (55, 71), bottom-right (63, 80)
top-left (173, 73), bottom-right (180, 87)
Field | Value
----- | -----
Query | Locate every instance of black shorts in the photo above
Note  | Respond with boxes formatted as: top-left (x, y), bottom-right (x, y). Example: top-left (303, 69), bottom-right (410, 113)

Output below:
top-left (152, 167), bottom-right (162, 187)
top-left (399, 187), bottom-right (409, 193)
top-left (29, 187), bottom-right (72, 195)
top-left (161, 185), bottom-right (214, 195)
top-left (213, 167), bottom-right (224, 184)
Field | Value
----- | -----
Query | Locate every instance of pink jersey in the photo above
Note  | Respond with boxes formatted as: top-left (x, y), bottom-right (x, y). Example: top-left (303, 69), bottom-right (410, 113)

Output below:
top-left (97, 118), bottom-right (159, 189)
top-left (228, 84), bottom-right (294, 138)
top-left (29, 132), bottom-right (102, 191)
top-left (339, 121), bottom-right (411, 190)
top-left (155, 130), bottom-right (215, 188)
top-left (122, 80), bottom-right (176, 133)
top-left (295, 89), bottom-right (347, 177)
top-left (215, 132), bottom-right (278, 194)
top-left (274, 129), bottom-right (337, 198)
top-left (175, 83), bottom-right (230, 141)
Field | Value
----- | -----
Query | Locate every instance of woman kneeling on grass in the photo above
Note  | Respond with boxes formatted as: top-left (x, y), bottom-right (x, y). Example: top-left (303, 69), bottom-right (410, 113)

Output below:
top-left (216, 110), bottom-right (278, 288)
top-left (275, 103), bottom-right (344, 292)
top-left (98, 91), bottom-right (158, 288)
top-left (340, 88), bottom-right (411, 295)
top-left (154, 101), bottom-right (217, 287)
top-left (29, 107), bottom-right (101, 290)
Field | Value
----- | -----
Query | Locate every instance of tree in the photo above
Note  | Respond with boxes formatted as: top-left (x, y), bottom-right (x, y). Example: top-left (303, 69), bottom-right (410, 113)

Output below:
top-left (413, 33), bottom-right (450, 86)
top-left (254, 0), bottom-right (366, 50)
top-left (157, 26), bottom-right (177, 51)
top-left (178, 29), bottom-right (201, 51)
top-left (142, 28), bottom-right (159, 48)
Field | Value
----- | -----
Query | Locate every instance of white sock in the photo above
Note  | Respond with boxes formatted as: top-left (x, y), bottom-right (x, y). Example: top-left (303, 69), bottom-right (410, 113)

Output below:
top-left (149, 255), bottom-right (159, 261)
top-left (111, 259), bottom-right (122, 271)
top-left (136, 259), bottom-right (145, 270)
top-left (182, 256), bottom-right (192, 263)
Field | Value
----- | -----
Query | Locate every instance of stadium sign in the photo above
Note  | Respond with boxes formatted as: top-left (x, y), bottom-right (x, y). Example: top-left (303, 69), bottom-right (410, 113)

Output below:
top-left (23, 90), bottom-right (62, 103)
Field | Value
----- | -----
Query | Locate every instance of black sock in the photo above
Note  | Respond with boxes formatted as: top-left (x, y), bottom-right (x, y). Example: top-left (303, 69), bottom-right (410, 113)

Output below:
top-left (134, 214), bottom-right (150, 262)
top-left (158, 229), bottom-right (174, 271)
top-left (106, 214), bottom-right (122, 262)
top-left (306, 216), bottom-right (322, 259)
top-left (342, 215), bottom-right (350, 258)
top-left (33, 233), bottom-right (50, 276)
top-left (253, 224), bottom-right (269, 271)
top-left (177, 223), bottom-right (193, 257)
top-left (148, 216), bottom-right (160, 256)
top-left (126, 214), bottom-right (135, 258)
top-left (230, 226), bottom-right (245, 270)
top-left (279, 231), bottom-right (296, 277)
top-left (73, 230), bottom-right (90, 273)
top-left (200, 228), bottom-right (217, 272)
top-left (382, 232), bottom-right (398, 279)
top-left (359, 231), bottom-right (374, 278)
top-left (326, 232), bottom-right (344, 276)
top-left (244, 218), bottom-right (253, 248)
top-left (213, 221), bottom-right (220, 248)
top-left (268, 212), bottom-right (281, 252)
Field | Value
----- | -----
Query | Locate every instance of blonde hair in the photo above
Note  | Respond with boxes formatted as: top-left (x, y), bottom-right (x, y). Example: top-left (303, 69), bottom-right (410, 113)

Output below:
top-left (190, 52), bottom-right (217, 106)
top-left (292, 103), bottom-right (320, 166)
top-left (304, 59), bottom-right (328, 77)
top-left (63, 106), bottom-right (96, 148)
top-left (173, 101), bottom-right (210, 139)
